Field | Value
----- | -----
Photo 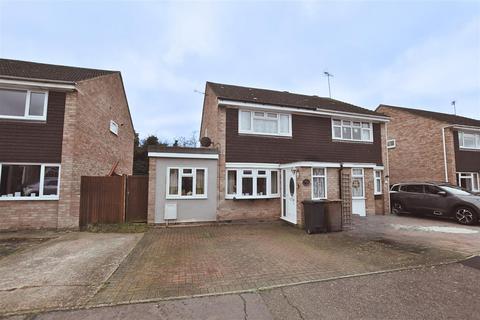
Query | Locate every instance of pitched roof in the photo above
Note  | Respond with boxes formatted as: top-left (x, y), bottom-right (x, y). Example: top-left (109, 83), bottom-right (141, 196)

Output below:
top-left (378, 104), bottom-right (480, 128)
top-left (0, 58), bottom-right (118, 83)
top-left (207, 82), bottom-right (383, 117)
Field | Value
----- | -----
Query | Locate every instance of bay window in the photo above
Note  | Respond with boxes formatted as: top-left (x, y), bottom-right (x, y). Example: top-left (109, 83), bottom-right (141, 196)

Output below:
top-left (311, 168), bottom-right (327, 199)
top-left (457, 172), bottom-right (479, 192)
top-left (167, 168), bottom-right (207, 199)
top-left (0, 163), bottom-right (60, 199)
top-left (458, 131), bottom-right (480, 150)
top-left (374, 170), bottom-right (383, 195)
top-left (0, 88), bottom-right (48, 120)
top-left (226, 168), bottom-right (280, 199)
top-left (332, 119), bottom-right (373, 142)
top-left (239, 110), bottom-right (291, 136)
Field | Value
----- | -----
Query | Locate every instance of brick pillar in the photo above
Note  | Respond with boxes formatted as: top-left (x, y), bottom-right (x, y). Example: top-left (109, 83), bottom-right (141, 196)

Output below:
top-left (147, 158), bottom-right (157, 224)
top-left (340, 169), bottom-right (352, 229)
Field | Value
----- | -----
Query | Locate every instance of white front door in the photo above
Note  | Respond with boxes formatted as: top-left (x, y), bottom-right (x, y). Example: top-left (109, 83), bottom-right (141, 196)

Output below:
top-left (351, 168), bottom-right (366, 216)
top-left (281, 168), bottom-right (297, 224)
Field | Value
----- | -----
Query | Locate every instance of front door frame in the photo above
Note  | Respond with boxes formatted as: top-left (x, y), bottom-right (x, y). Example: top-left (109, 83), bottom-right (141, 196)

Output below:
top-left (351, 167), bottom-right (366, 216)
top-left (281, 167), bottom-right (297, 224)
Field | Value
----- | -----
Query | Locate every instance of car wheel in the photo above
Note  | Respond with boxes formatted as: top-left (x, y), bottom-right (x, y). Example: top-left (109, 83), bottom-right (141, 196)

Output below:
top-left (454, 207), bottom-right (478, 225)
top-left (391, 201), bottom-right (404, 215)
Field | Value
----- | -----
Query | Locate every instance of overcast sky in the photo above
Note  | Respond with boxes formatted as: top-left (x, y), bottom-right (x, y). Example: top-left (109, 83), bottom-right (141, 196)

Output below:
top-left (1, 1), bottom-right (479, 140)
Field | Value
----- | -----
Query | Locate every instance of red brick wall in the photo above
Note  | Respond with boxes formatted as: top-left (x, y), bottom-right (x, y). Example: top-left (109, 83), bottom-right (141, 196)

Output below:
top-left (0, 201), bottom-right (59, 230)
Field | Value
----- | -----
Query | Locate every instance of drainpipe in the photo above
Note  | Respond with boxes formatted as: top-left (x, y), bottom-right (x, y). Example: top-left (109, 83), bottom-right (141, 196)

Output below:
top-left (385, 122), bottom-right (391, 213)
top-left (442, 126), bottom-right (453, 183)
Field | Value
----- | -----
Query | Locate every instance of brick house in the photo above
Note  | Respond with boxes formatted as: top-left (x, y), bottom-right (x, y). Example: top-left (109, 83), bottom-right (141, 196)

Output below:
top-left (148, 82), bottom-right (391, 227)
top-left (377, 105), bottom-right (480, 192)
top-left (0, 59), bottom-right (134, 230)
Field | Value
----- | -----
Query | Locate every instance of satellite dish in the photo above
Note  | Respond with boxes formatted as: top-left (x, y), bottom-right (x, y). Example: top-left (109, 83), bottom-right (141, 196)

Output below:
top-left (200, 136), bottom-right (212, 147)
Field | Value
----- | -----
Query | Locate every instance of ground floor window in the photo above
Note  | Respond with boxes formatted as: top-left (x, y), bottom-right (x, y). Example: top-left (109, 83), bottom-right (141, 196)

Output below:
top-left (311, 168), bottom-right (327, 199)
top-left (0, 163), bottom-right (60, 199)
top-left (226, 168), bottom-right (280, 199)
top-left (167, 167), bottom-right (207, 199)
top-left (352, 168), bottom-right (365, 198)
top-left (457, 172), bottom-right (479, 192)
top-left (374, 170), bottom-right (383, 195)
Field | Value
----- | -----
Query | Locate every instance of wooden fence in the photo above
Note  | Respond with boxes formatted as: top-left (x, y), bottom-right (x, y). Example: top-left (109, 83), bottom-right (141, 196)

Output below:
top-left (80, 175), bottom-right (148, 227)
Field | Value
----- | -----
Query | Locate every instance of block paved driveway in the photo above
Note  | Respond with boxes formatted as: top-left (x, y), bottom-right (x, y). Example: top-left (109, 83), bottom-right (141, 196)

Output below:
top-left (91, 218), bottom-right (470, 306)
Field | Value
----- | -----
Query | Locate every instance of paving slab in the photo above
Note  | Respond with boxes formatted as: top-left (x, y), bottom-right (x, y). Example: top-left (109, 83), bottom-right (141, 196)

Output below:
top-left (0, 232), bottom-right (142, 315)
top-left (92, 221), bottom-right (466, 305)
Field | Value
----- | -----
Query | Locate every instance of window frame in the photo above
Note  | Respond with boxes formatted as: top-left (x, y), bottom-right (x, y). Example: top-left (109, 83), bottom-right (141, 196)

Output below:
top-left (457, 172), bottom-right (480, 192)
top-left (238, 109), bottom-right (292, 137)
top-left (374, 170), bottom-right (383, 195)
top-left (332, 119), bottom-right (373, 142)
top-left (311, 167), bottom-right (328, 200)
top-left (166, 167), bottom-right (208, 199)
top-left (0, 88), bottom-right (49, 121)
top-left (110, 120), bottom-right (119, 135)
top-left (387, 139), bottom-right (396, 149)
top-left (225, 168), bottom-right (280, 199)
top-left (0, 163), bottom-right (60, 200)
top-left (458, 131), bottom-right (480, 150)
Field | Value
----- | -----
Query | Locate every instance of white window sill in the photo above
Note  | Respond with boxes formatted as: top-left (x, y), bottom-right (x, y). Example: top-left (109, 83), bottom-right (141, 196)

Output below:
top-left (332, 138), bottom-right (373, 144)
top-left (0, 196), bottom-right (59, 201)
top-left (166, 195), bottom-right (208, 200)
top-left (459, 147), bottom-right (480, 151)
top-left (0, 115), bottom-right (47, 121)
top-left (238, 131), bottom-right (292, 138)
top-left (374, 193), bottom-right (383, 196)
top-left (311, 197), bottom-right (328, 200)
top-left (225, 195), bottom-right (280, 200)
top-left (352, 197), bottom-right (366, 200)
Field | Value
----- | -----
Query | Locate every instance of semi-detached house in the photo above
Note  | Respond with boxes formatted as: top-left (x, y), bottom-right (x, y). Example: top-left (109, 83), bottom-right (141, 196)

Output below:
top-left (0, 59), bottom-right (134, 230)
top-left (148, 82), bottom-right (391, 227)
top-left (377, 105), bottom-right (480, 193)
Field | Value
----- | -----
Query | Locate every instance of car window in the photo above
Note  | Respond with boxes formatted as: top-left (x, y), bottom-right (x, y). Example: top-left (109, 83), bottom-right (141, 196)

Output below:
top-left (401, 184), bottom-right (424, 193)
top-left (439, 185), bottom-right (473, 196)
top-left (390, 185), bottom-right (399, 192)
top-left (424, 185), bottom-right (441, 195)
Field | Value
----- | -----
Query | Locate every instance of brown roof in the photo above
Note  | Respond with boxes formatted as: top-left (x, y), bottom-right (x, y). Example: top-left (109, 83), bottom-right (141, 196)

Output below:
top-left (207, 81), bottom-right (383, 117)
top-left (378, 104), bottom-right (480, 128)
top-left (148, 146), bottom-right (218, 154)
top-left (0, 58), bottom-right (118, 83)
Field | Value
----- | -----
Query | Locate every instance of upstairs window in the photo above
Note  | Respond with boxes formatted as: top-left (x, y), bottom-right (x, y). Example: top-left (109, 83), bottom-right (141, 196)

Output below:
top-left (239, 110), bottom-right (291, 136)
top-left (0, 88), bottom-right (48, 120)
top-left (459, 131), bottom-right (480, 150)
top-left (226, 168), bottom-right (280, 199)
top-left (332, 119), bottom-right (373, 142)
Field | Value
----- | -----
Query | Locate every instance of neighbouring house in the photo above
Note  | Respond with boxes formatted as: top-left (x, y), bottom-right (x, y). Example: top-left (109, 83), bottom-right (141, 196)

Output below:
top-left (377, 105), bottom-right (480, 193)
top-left (148, 82), bottom-right (391, 227)
top-left (0, 59), bottom-right (134, 230)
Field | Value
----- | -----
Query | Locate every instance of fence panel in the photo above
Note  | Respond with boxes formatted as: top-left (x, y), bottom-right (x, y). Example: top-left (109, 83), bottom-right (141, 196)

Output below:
top-left (126, 175), bottom-right (148, 222)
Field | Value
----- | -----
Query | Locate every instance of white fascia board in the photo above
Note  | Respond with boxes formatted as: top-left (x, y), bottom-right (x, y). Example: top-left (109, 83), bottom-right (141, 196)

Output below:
top-left (148, 152), bottom-right (219, 159)
top-left (342, 163), bottom-right (381, 169)
top-left (0, 78), bottom-right (76, 91)
top-left (218, 99), bottom-right (390, 123)
top-left (226, 162), bottom-right (280, 169)
top-left (279, 162), bottom-right (341, 168)
top-left (453, 125), bottom-right (480, 132)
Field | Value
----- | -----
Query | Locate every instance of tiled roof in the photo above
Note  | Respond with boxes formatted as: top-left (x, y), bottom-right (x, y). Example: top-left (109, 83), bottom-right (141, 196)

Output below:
top-left (207, 81), bottom-right (383, 117)
top-left (378, 104), bottom-right (480, 128)
top-left (0, 58), bottom-right (118, 83)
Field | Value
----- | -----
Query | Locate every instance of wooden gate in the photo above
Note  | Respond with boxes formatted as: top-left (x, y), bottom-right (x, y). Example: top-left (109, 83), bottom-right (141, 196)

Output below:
top-left (126, 176), bottom-right (148, 222)
top-left (80, 175), bottom-right (148, 226)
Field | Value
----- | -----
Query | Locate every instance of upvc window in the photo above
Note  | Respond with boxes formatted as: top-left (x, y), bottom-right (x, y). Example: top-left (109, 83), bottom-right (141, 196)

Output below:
top-left (0, 88), bottom-right (48, 121)
top-left (374, 170), bottom-right (383, 195)
top-left (351, 168), bottom-right (365, 198)
top-left (167, 167), bottom-right (207, 199)
top-left (239, 110), bottom-right (291, 136)
top-left (458, 131), bottom-right (480, 150)
top-left (226, 168), bottom-right (280, 199)
top-left (457, 172), bottom-right (479, 192)
top-left (311, 168), bottom-right (327, 199)
top-left (0, 163), bottom-right (60, 200)
top-left (332, 119), bottom-right (373, 142)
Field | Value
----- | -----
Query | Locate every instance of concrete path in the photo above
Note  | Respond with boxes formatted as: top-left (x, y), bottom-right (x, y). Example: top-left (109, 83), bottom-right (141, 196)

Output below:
top-left (0, 232), bottom-right (142, 315)
top-left (6, 262), bottom-right (479, 320)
